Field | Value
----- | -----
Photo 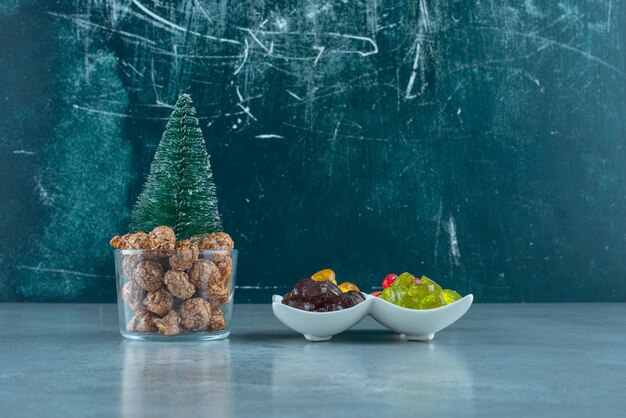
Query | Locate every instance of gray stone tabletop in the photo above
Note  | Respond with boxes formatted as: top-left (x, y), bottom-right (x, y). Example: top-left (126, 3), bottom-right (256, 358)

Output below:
top-left (1, 303), bottom-right (625, 417)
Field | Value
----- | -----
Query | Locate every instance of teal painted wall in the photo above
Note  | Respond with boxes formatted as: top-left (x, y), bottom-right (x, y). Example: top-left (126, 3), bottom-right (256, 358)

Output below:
top-left (1, 1), bottom-right (625, 302)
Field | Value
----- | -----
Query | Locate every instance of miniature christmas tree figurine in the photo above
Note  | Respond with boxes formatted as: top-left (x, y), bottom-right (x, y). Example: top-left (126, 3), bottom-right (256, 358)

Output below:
top-left (129, 93), bottom-right (222, 239)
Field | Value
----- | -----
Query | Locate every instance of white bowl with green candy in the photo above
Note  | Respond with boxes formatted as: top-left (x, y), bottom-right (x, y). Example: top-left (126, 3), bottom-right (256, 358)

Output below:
top-left (370, 293), bottom-right (473, 341)
top-left (371, 273), bottom-right (473, 341)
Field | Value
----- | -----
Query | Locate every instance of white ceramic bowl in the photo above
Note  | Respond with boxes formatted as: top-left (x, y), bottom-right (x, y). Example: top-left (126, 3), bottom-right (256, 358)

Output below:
top-left (271, 293), bottom-right (473, 342)
top-left (369, 294), bottom-right (473, 341)
top-left (271, 294), bottom-right (373, 341)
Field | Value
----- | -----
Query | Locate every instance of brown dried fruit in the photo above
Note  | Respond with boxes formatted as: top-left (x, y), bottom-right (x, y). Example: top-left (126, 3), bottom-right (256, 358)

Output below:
top-left (154, 310), bottom-right (181, 336)
top-left (148, 226), bottom-right (176, 252)
top-left (143, 288), bottom-right (174, 317)
top-left (126, 311), bottom-right (158, 333)
top-left (207, 309), bottom-right (226, 332)
top-left (179, 298), bottom-right (212, 330)
top-left (188, 260), bottom-right (221, 291)
top-left (196, 232), bottom-right (234, 251)
top-left (163, 270), bottom-right (195, 300)
top-left (131, 260), bottom-right (164, 291)
top-left (169, 239), bottom-right (199, 271)
top-left (121, 281), bottom-right (146, 311)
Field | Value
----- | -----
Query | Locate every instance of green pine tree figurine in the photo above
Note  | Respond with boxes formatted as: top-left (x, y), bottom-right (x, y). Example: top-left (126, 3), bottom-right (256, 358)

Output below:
top-left (129, 93), bottom-right (222, 239)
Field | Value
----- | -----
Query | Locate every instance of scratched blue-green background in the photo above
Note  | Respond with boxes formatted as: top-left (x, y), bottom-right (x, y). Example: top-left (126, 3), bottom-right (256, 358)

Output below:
top-left (1, 1), bottom-right (624, 302)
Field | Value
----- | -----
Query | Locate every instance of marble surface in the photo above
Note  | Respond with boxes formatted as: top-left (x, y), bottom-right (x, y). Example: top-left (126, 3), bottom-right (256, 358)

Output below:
top-left (1, 303), bottom-right (625, 417)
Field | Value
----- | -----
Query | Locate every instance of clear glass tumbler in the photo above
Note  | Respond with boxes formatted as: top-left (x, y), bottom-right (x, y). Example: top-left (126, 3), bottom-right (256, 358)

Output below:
top-left (115, 249), bottom-right (237, 341)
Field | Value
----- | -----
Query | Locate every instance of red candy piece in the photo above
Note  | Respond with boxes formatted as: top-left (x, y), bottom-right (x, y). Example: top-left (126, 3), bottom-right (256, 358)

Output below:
top-left (371, 291), bottom-right (382, 297)
top-left (414, 276), bottom-right (421, 284)
top-left (382, 274), bottom-right (398, 289)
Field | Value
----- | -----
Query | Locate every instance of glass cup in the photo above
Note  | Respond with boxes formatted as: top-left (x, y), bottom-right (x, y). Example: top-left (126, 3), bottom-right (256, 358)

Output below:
top-left (115, 249), bottom-right (237, 341)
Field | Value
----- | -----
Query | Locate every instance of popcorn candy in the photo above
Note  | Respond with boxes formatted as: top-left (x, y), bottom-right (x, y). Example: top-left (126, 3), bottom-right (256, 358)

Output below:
top-left (121, 281), bottom-right (145, 311)
top-left (154, 310), bottom-right (182, 336)
top-left (131, 260), bottom-right (164, 292)
top-left (143, 288), bottom-right (174, 317)
top-left (196, 232), bottom-right (234, 251)
top-left (113, 226), bottom-right (235, 336)
top-left (148, 226), bottom-right (176, 253)
top-left (127, 311), bottom-right (158, 333)
top-left (110, 232), bottom-right (150, 249)
top-left (169, 239), bottom-right (199, 271)
top-left (206, 283), bottom-right (229, 307)
top-left (110, 233), bottom-right (131, 249)
top-left (121, 253), bottom-right (161, 278)
top-left (125, 231), bottom-right (150, 249)
top-left (121, 254), bottom-right (142, 277)
top-left (188, 260), bottom-right (221, 291)
top-left (196, 232), bottom-right (234, 265)
top-left (208, 310), bottom-right (226, 332)
top-left (215, 255), bottom-right (232, 285)
top-left (179, 298), bottom-right (212, 330)
top-left (163, 270), bottom-right (195, 299)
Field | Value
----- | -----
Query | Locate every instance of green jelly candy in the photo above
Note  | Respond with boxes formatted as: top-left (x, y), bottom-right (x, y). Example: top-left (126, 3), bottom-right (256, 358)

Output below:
top-left (394, 272), bottom-right (415, 288)
top-left (441, 289), bottom-right (462, 305)
top-left (420, 293), bottom-right (446, 309)
top-left (401, 295), bottom-right (422, 309)
top-left (407, 283), bottom-right (436, 299)
top-left (380, 287), bottom-right (403, 304)
top-left (420, 276), bottom-right (442, 293)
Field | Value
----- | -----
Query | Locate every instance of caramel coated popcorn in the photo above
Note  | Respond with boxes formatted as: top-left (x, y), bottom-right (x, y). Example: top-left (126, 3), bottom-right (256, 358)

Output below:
top-left (127, 311), bottom-right (158, 333)
top-left (179, 298), bottom-right (212, 330)
top-left (208, 310), bottom-right (226, 332)
top-left (154, 310), bottom-right (181, 336)
top-left (215, 255), bottom-right (232, 285)
top-left (196, 232), bottom-right (234, 251)
top-left (126, 232), bottom-right (150, 249)
top-left (121, 254), bottom-right (142, 277)
top-left (143, 288), bottom-right (174, 316)
top-left (110, 233), bottom-right (130, 249)
top-left (110, 231), bottom-right (150, 250)
top-left (196, 232), bottom-right (234, 264)
top-left (169, 239), bottom-right (199, 271)
top-left (114, 227), bottom-right (235, 336)
top-left (163, 270), bottom-right (195, 299)
top-left (121, 281), bottom-right (146, 311)
top-left (205, 283), bottom-right (229, 307)
top-left (131, 260), bottom-right (164, 291)
top-left (188, 260), bottom-right (221, 291)
top-left (148, 226), bottom-right (176, 252)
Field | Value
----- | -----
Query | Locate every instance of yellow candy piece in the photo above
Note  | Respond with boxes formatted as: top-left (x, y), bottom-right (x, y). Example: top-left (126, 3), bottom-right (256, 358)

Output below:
top-left (338, 282), bottom-right (360, 293)
top-left (311, 269), bottom-right (337, 285)
top-left (419, 276), bottom-right (442, 293)
top-left (420, 293), bottom-right (446, 309)
top-left (441, 289), bottom-right (462, 305)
